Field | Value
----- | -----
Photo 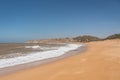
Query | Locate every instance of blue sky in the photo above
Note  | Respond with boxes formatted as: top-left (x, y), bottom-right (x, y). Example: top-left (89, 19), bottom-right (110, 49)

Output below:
top-left (0, 0), bottom-right (120, 42)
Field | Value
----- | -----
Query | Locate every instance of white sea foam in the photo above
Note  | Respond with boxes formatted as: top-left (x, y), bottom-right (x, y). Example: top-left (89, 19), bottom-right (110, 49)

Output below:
top-left (0, 44), bottom-right (83, 69)
top-left (25, 45), bottom-right (58, 50)
top-left (25, 45), bottom-right (41, 49)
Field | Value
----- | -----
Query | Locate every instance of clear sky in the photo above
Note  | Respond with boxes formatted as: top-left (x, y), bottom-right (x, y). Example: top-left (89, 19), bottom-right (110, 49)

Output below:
top-left (0, 0), bottom-right (120, 42)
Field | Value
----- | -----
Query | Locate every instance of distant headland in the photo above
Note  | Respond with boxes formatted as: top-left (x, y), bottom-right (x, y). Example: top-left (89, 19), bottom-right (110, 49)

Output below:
top-left (26, 33), bottom-right (120, 43)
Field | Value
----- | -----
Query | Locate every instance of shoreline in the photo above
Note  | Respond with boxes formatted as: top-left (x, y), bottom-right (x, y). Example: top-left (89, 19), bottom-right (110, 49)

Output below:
top-left (1, 39), bottom-right (120, 80)
top-left (0, 44), bottom-right (86, 77)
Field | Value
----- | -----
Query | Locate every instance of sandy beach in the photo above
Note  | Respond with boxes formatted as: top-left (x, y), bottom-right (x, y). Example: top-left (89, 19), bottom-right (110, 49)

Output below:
top-left (0, 39), bottom-right (120, 80)
top-left (0, 44), bottom-right (85, 76)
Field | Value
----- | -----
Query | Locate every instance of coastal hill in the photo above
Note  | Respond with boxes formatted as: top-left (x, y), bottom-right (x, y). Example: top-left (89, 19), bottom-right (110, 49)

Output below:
top-left (73, 35), bottom-right (100, 42)
top-left (105, 33), bottom-right (120, 40)
top-left (26, 33), bottom-right (120, 43)
top-left (26, 36), bottom-right (100, 43)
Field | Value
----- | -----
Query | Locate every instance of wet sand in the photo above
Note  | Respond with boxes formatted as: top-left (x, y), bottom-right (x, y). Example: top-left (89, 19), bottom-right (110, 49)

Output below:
top-left (0, 39), bottom-right (120, 80)
top-left (0, 45), bottom-right (86, 76)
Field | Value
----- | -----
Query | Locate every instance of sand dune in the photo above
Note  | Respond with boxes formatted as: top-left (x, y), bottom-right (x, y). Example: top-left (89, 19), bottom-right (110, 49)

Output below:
top-left (0, 39), bottom-right (120, 80)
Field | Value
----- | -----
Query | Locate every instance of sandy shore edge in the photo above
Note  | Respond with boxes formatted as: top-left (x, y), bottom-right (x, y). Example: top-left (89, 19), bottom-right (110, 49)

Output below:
top-left (0, 44), bottom-right (86, 77)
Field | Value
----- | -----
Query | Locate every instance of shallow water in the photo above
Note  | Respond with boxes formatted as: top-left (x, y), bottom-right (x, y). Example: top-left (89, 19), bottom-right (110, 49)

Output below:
top-left (0, 43), bottom-right (64, 58)
top-left (0, 43), bottom-right (83, 69)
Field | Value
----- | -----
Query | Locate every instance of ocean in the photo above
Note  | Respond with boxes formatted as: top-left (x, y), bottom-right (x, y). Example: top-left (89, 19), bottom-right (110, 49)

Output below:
top-left (0, 43), bottom-right (83, 69)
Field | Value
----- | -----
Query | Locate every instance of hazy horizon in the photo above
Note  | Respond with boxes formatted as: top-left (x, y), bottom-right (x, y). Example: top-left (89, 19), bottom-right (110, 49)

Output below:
top-left (0, 0), bottom-right (120, 42)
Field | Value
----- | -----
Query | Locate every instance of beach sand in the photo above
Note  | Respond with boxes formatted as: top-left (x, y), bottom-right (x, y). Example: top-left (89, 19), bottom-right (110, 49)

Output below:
top-left (0, 39), bottom-right (120, 80)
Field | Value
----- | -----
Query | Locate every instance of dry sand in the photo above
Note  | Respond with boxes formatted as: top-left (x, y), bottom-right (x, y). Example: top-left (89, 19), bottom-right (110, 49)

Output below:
top-left (0, 39), bottom-right (120, 80)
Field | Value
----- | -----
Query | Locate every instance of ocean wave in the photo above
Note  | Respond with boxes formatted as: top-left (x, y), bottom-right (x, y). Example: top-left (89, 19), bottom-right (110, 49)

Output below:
top-left (0, 44), bottom-right (83, 68)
